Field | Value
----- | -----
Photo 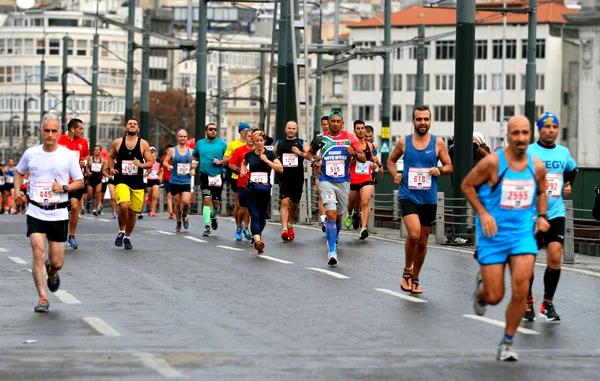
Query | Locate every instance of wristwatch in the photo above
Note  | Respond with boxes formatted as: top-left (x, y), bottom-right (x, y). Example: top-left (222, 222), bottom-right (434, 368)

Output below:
top-left (62, 185), bottom-right (69, 193)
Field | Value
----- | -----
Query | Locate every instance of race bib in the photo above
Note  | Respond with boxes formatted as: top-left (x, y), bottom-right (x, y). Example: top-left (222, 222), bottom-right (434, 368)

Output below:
top-left (355, 161), bottom-right (371, 175)
top-left (91, 162), bottom-right (102, 173)
top-left (282, 153), bottom-right (299, 168)
top-left (500, 179), bottom-right (535, 209)
top-left (5, 175), bottom-right (14, 184)
top-left (31, 182), bottom-right (60, 204)
top-left (408, 168), bottom-right (432, 190)
top-left (177, 163), bottom-right (191, 175)
top-left (546, 173), bottom-right (563, 198)
top-left (325, 160), bottom-right (345, 178)
top-left (121, 160), bottom-right (138, 176)
top-left (250, 172), bottom-right (269, 184)
top-left (208, 175), bottom-right (222, 187)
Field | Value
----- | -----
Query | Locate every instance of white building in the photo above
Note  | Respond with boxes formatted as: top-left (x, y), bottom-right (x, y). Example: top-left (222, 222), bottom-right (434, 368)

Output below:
top-left (346, 1), bottom-right (579, 151)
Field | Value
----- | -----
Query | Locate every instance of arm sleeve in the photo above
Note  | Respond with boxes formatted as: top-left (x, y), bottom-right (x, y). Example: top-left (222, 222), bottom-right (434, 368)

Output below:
top-left (16, 150), bottom-right (30, 174)
top-left (563, 151), bottom-right (577, 184)
top-left (230, 148), bottom-right (241, 167)
top-left (224, 142), bottom-right (235, 158)
top-left (83, 140), bottom-right (90, 158)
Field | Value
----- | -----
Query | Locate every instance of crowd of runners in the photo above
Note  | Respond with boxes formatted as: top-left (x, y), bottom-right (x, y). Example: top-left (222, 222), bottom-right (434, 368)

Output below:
top-left (5, 106), bottom-right (578, 362)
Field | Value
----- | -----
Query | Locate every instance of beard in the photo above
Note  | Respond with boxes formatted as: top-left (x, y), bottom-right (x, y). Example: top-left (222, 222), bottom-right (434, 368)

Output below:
top-left (126, 130), bottom-right (137, 136)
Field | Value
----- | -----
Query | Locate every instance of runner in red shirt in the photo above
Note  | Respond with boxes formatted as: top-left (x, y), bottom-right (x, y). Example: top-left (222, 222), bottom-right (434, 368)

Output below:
top-left (57, 118), bottom-right (90, 249)
top-left (161, 144), bottom-right (174, 219)
top-left (228, 131), bottom-right (253, 241)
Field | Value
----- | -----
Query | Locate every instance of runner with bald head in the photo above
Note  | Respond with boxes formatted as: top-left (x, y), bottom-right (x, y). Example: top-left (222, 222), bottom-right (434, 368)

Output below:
top-left (462, 115), bottom-right (550, 361)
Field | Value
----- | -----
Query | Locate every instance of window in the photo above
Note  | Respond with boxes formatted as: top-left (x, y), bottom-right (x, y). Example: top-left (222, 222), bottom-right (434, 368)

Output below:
top-left (492, 74), bottom-right (502, 90)
top-left (505, 74), bottom-right (516, 90)
top-left (406, 74), bottom-right (430, 91)
top-left (393, 74), bottom-right (402, 91)
top-left (333, 72), bottom-right (343, 97)
top-left (492, 106), bottom-right (515, 122)
top-left (393, 41), bottom-right (403, 60)
top-left (435, 74), bottom-right (454, 91)
top-left (392, 105), bottom-right (402, 122)
top-left (536, 74), bottom-right (545, 90)
top-left (150, 69), bottom-right (167, 80)
top-left (49, 39), bottom-right (60, 55)
top-left (76, 40), bottom-right (87, 56)
top-left (505, 39), bottom-right (516, 59)
top-left (492, 40), bottom-right (503, 59)
top-left (14, 39), bottom-right (23, 55)
top-left (352, 105), bottom-right (374, 121)
top-left (434, 105), bottom-right (454, 122)
top-left (100, 41), bottom-right (109, 57)
top-left (33, 18), bottom-right (44, 27)
top-left (352, 74), bottom-right (375, 91)
top-left (24, 39), bottom-right (34, 55)
top-left (475, 40), bottom-right (488, 59)
top-left (521, 39), bottom-right (546, 59)
top-left (47, 66), bottom-right (60, 82)
top-left (405, 105), bottom-right (413, 122)
top-left (0, 39), bottom-right (4, 55)
top-left (6, 39), bottom-right (13, 54)
top-left (536, 105), bottom-right (544, 117)
top-left (250, 86), bottom-right (258, 106)
top-left (475, 74), bottom-right (487, 90)
top-left (435, 40), bottom-right (455, 59)
top-left (36, 39), bottom-right (45, 55)
top-left (474, 106), bottom-right (486, 122)
top-left (409, 45), bottom-right (429, 59)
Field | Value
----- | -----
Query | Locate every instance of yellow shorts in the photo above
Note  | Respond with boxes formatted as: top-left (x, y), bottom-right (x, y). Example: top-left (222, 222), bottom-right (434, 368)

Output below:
top-left (114, 184), bottom-right (144, 213)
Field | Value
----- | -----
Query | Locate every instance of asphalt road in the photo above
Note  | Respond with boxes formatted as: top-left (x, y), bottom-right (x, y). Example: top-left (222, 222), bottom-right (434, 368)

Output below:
top-left (1, 212), bottom-right (599, 380)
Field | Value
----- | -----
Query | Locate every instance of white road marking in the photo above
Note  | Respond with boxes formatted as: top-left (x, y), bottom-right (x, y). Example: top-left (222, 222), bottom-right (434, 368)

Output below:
top-left (134, 352), bottom-right (182, 379)
top-left (54, 290), bottom-right (81, 304)
top-left (462, 314), bottom-right (540, 335)
top-left (375, 288), bottom-right (428, 303)
top-left (82, 317), bottom-right (121, 337)
top-left (0, 248), bottom-right (9, 252)
top-left (157, 230), bottom-right (176, 236)
top-left (27, 269), bottom-right (32, 273)
top-left (217, 245), bottom-right (244, 251)
top-left (306, 267), bottom-right (350, 279)
top-left (8, 256), bottom-right (27, 264)
top-left (184, 236), bottom-right (207, 243)
top-left (259, 255), bottom-right (294, 264)
top-left (97, 218), bottom-right (111, 222)
top-left (81, 216), bottom-right (94, 220)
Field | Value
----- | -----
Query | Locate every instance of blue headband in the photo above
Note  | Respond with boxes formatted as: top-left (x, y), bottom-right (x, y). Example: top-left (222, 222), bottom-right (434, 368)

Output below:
top-left (536, 112), bottom-right (559, 129)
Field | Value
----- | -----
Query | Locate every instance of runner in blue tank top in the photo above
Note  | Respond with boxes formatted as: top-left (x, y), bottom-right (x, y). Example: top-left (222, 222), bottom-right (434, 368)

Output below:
top-left (387, 106), bottom-right (452, 295)
top-left (462, 116), bottom-right (550, 362)
top-left (523, 112), bottom-right (577, 322)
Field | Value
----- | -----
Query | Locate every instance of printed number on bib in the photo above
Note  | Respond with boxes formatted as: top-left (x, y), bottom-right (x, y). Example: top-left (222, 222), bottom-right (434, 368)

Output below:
top-left (208, 175), bottom-right (222, 187)
top-left (177, 163), bottom-right (191, 175)
top-left (5, 175), bottom-right (14, 183)
top-left (31, 182), bottom-right (60, 204)
top-left (325, 160), bottom-right (345, 178)
top-left (408, 168), bottom-right (432, 190)
top-left (121, 160), bottom-right (138, 176)
top-left (282, 153), bottom-right (299, 168)
top-left (91, 162), bottom-right (102, 173)
top-left (355, 161), bottom-right (371, 175)
top-left (500, 179), bottom-right (534, 209)
top-left (250, 172), bottom-right (269, 184)
top-left (546, 173), bottom-right (563, 198)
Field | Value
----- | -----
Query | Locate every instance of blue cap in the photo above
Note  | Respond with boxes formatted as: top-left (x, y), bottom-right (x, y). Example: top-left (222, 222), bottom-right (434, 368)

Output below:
top-left (536, 112), bottom-right (559, 129)
top-left (328, 109), bottom-right (343, 120)
top-left (238, 121), bottom-right (251, 132)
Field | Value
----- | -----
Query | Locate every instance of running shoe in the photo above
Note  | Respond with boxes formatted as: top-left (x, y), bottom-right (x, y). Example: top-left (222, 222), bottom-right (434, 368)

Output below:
top-left (149, 210), bottom-right (156, 217)
top-left (523, 297), bottom-right (536, 322)
top-left (234, 227), bottom-right (243, 241)
top-left (123, 237), bottom-right (133, 250)
top-left (242, 227), bottom-right (252, 241)
top-left (281, 229), bottom-right (289, 242)
top-left (539, 300), bottom-right (561, 321)
top-left (202, 225), bottom-right (211, 237)
top-left (352, 212), bottom-right (360, 230)
top-left (359, 227), bottom-right (369, 240)
top-left (321, 221), bottom-right (326, 233)
top-left (343, 213), bottom-right (353, 229)
top-left (68, 236), bottom-right (78, 250)
top-left (137, 214), bottom-right (144, 220)
top-left (254, 240), bottom-right (265, 254)
top-left (86, 202), bottom-right (92, 214)
top-left (34, 297), bottom-right (49, 313)
top-left (327, 252), bottom-right (338, 267)
top-left (183, 216), bottom-right (189, 230)
top-left (112, 212), bottom-right (117, 219)
top-left (98, 206), bottom-right (103, 215)
top-left (211, 212), bottom-right (218, 230)
top-left (497, 340), bottom-right (519, 361)
top-left (115, 232), bottom-right (125, 247)
top-left (473, 271), bottom-right (487, 316)
top-left (168, 212), bottom-right (174, 220)
top-left (92, 209), bottom-right (98, 216)
top-left (288, 227), bottom-right (295, 241)
top-left (175, 221), bottom-right (182, 233)
top-left (45, 260), bottom-right (60, 293)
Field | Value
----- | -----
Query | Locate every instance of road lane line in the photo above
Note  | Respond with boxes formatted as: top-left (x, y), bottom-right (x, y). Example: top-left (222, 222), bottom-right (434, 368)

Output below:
top-left (375, 288), bottom-right (427, 303)
top-left (134, 352), bottom-right (182, 379)
top-left (81, 216), bottom-right (94, 220)
top-left (157, 230), bottom-right (176, 236)
top-left (27, 269), bottom-right (32, 273)
top-left (54, 290), bottom-right (81, 304)
top-left (306, 267), bottom-right (350, 279)
top-left (97, 218), bottom-right (111, 222)
top-left (462, 314), bottom-right (539, 335)
top-left (259, 255), bottom-right (293, 264)
top-left (8, 256), bottom-right (27, 264)
top-left (0, 248), bottom-right (9, 252)
top-left (184, 236), bottom-right (207, 243)
top-left (82, 317), bottom-right (121, 337)
top-left (217, 245), bottom-right (244, 251)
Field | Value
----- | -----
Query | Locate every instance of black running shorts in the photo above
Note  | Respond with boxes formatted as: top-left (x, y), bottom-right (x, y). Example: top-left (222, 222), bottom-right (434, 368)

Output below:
top-left (400, 199), bottom-right (437, 228)
top-left (279, 178), bottom-right (304, 204)
top-left (536, 217), bottom-right (565, 249)
top-left (26, 215), bottom-right (68, 243)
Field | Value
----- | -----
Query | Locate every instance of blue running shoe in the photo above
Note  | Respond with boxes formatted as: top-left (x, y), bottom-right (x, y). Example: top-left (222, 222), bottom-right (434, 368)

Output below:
top-left (68, 236), bottom-right (78, 249)
top-left (123, 237), bottom-right (133, 250)
top-left (34, 297), bottom-right (49, 313)
top-left (234, 227), bottom-right (243, 241)
top-left (242, 227), bottom-right (252, 241)
top-left (115, 232), bottom-right (125, 247)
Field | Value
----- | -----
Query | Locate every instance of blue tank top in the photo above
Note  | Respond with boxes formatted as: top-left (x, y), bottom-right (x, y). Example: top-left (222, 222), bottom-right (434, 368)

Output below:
top-left (476, 149), bottom-right (538, 242)
top-left (398, 134), bottom-right (438, 204)
top-left (170, 146), bottom-right (192, 185)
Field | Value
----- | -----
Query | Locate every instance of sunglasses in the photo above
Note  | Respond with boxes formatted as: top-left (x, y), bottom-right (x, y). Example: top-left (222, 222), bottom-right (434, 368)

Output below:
top-left (207, 128), bottom-right (217, 131)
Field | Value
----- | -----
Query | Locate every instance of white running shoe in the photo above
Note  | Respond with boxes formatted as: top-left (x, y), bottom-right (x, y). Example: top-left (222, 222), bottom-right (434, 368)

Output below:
top-left (497, 340), bottom-right (519, 361)
top-left (327, 252), bottom-right (338, 267)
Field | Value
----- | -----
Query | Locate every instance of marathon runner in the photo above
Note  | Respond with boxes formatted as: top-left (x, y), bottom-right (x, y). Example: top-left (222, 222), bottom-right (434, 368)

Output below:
top-left (85, 145), bottom-right (104, 216)
top-left (145, 147), bottom-right (162, 217)
top-left (523, 112), bottom-right (577, 321)
top-left (223, 122), bottom-right (251, 239)
top-left (0, 164), bottom-right (5, 213)
top-left (3, 158), bottom-right (17, 214)
top-left (387, 105), bottom-right (452, 294)
top-left (274, 120), bottom-right (309, 242)
top-left (313, 116), bottom-right (330, 231)
top-left (107, 118), bottom-right (154, 249)
top-left (462, 115), bottom-right (550, 361)
top-left (228, 130), bottom-right (254, 241)
top-left (161, 144), bottom-right (174, 219)
top-left (13, 115), bottom-right (84, 312)
top-left (192, 123), bottom-right (227, 237)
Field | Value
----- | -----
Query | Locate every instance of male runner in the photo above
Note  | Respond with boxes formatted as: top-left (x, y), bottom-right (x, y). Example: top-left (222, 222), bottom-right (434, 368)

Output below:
top-left (387, 106), bottom-right (452, 294)
top-left (223, 122), bottom-right (251, 239)
top-left (228, 130), bottom-right (254, 241)
top-left (462, 115), bottom-right (550, 361)
top-left (313, 116), bottom-right (330, 231)
top-left (2, 159), bottom-right (17, 214)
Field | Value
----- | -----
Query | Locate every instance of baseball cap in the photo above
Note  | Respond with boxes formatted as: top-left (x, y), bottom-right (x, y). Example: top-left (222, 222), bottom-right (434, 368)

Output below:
top-left (536, 112), bottom-right (559, 129)
top-left (238, 121), bottom-right (251, 132)
top-left (328, 109), bottom-right (343, 120)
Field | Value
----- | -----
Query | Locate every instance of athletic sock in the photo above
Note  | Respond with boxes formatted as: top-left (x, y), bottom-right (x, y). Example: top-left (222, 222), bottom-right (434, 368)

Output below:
top-left (203, 205), bottom-right (211, 226)
top-left (543, 267), bottom-right (561, 301)
top-left (326, 220), bottom-right (337, 252)
top-left (528, 272), bottom-right (534, 299)
top-left (502, 333), bottom-right (514, 343)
